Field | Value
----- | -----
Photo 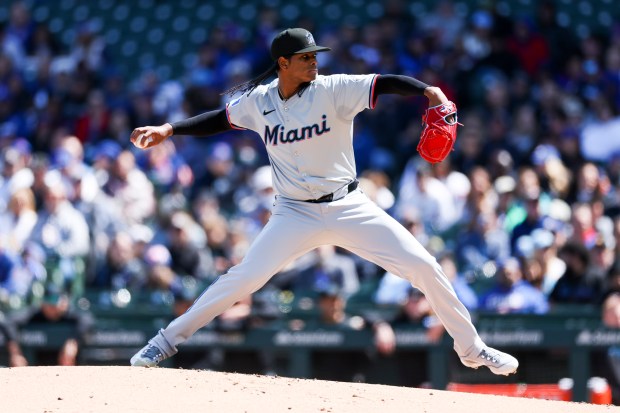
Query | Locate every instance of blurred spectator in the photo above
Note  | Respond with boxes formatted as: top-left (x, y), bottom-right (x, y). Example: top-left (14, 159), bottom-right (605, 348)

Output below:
top-left (0, 311), bottom-right (27, 367)
top-left (95, 231), bottom-right (146, 290)
top-left (506, 17), bottom-right (549, 78)
top-left (374, 273), bottom-right (445, 342)
top-left (29, 152), bottom-right (50, 207)
top-left (200, 212), bottom-right (234, 274)
top-left (0, 187), bottom-right (37, 254)
top-left (396, 160), bottom-right (459, 233)
top-left (29, 171), bottom-right (89, 292)
top-left (74, 89), bottom-right (110, 144)
top-left (139, 139), bottom-right (194, 196)
top-left (50, 135), bottom-right (95, 204)
top-left (375, 253), bottom-right (478, 325)
top-left (0, 144), bottom-right (34, 211)
top-left (5, 1), bottom-right (32, 67)
top-left (439, 253), bottom-right (479, 312)
top-left (598, 290), bottom-right (620, 405)
top-left (604, 260), bottom-right (620, 300)
top-left (603, 293), bottom-right (620, 328)
top-left (590, 234), bottom-right (616, 282)
top-left (550, 242), bottom-right (604, 304)
top-left (570, 202), bottom-right (600, 249)
top-left (270, 246), bottom-right (360, 299)
top-left (461, 10), bottom-right (494, 61)
top-left (142, 242), bottom-right (208, 313)
top-left (568, 162), bottom-right (612, 205)
top-left (510, 193), bottom-right (546, 252)
top-left (13, 283), bottom-right (94, 366)
top-left (478, 257), bottom-right (549, 314)
top-left (26, 22), bottom-right (61, 59)
top-left (233, 164), bottom-right (275, 228)
top-left (307, 280), bottom-right (395, 383)
top-left (494, 175), bottom-right (520, 231)
top-left (461, 166), bottom-right (497, 226)
top-left (69, 20), bottom-right (106, 74)
top-left (540, 157), bottom-right (572, 200)
top-left (103, 150), bottom-right (156, 225)
top-left (520, 228), bottom-right (567, 295)
top-left (359, 170), bottom-right (395, 212)
top-left (580, 98), bottom-right (620, 163)
top-left (192, 141), bottom-right (241, 213)
top-left (536, 0), bottom-right (579, 72)
top-left (0, 242), bottom-right (46, 308)
top-left (455, 209), bottom-right (510, 274)
top-left (143, 243), bottom-right (179, 301)
top-left (420, 1), bottom-right (465, 50)
top-left (165, 210), bottom-right (213, 280)
top-left (70, 140), bottom-right (127, 285)
top-left (430, 158), bottom-right (471, 221)
top-left (88, 139), bottom-right (120, 187)
top-left (129, 89), bottom-right (163, 138)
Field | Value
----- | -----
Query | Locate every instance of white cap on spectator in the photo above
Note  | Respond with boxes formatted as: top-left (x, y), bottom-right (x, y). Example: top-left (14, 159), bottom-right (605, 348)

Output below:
top-left (446, 171), bottom-right (471, 198)
top-left (516, 235), bottom-right (535, 259)
top-left (548, 198), bottom-right (572, 222)
top-left (494, 175), bottom-right (516, 194)
top-left (251, 165), bottom-right (273, 192)
top-left (531, 228), bottom-right (554, 250)
top-left (170, 211), bottom-right (193, 231)
top-left (144, 244), bottom-right (171, 267)
top-left (129, 224), bottom-right (154, 244)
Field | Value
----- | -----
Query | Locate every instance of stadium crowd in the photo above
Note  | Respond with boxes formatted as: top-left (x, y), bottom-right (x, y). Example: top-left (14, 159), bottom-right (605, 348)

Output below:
top-left (1, 0), bottom-right (620, 383)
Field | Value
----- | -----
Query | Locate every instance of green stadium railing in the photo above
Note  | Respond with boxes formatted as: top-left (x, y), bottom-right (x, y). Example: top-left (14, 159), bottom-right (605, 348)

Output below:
top-left (12, 302), bottom-right (616, 403)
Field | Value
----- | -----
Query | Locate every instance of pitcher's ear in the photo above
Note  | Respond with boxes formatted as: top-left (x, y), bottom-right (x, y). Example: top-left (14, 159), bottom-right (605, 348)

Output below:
top-left (278, 56), bottom-right (289, 70)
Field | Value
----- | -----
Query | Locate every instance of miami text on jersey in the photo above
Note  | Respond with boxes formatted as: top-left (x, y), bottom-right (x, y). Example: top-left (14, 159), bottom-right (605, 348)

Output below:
top-left (263, 115), bottom-right (331, 145)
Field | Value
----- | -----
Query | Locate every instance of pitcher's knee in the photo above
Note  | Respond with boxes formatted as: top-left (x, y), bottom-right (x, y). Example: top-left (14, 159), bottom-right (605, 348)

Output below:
top-left (401, 255), bottom-right (445, 283)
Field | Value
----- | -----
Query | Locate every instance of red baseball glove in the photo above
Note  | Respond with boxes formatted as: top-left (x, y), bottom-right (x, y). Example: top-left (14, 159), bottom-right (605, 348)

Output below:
top-left (417, 101), bottom-right (460, 164)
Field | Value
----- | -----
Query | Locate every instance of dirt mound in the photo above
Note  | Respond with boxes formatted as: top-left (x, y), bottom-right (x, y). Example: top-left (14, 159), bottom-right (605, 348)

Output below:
top-left (0, 366), bottom-right (613, 413)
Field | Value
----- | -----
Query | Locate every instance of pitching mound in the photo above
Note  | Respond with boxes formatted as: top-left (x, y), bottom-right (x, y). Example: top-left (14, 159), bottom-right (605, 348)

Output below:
top-left (0, 366), bottom-right (614, 413)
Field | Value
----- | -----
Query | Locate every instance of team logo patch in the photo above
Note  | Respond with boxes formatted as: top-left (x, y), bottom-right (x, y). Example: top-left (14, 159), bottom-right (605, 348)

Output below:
top-left (306, 32), bottom-right (315, 45)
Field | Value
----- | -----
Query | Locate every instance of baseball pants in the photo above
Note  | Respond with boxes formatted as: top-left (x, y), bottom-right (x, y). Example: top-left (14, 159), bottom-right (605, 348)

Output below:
top-left (151, 188), bottom-right (483, 358)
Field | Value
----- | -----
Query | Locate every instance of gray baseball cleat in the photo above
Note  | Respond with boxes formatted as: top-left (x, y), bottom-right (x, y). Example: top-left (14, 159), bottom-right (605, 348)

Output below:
top-left (460, 346), bottom-right (519, 376)
top-left (130, 343), bottom-right (167, 367)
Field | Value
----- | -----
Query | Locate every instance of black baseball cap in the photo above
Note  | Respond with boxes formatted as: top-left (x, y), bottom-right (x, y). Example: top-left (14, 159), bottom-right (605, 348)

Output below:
top-left (270, 28), bottom-right (331, 61)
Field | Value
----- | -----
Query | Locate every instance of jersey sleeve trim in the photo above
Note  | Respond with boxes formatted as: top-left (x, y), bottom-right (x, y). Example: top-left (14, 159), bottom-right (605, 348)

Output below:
top-left (225, 102), bottom-right (247, 130)
top-left (369, 74), bottom-right (379, 109)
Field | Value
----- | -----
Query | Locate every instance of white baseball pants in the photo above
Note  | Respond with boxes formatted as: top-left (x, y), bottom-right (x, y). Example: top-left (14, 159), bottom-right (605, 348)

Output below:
top-left (151, 188), bottom-right (483, 358)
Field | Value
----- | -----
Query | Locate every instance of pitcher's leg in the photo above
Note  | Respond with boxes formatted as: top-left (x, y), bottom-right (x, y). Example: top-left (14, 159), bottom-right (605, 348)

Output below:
top-left (150, 202), bottom-right (325, 357)
top-left (327, 193), bottom-right (480, 356)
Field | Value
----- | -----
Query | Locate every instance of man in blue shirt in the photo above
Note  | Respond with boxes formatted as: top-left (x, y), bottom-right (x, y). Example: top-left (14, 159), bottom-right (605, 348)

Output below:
top-left (479, 257), bottom-right (549, 314)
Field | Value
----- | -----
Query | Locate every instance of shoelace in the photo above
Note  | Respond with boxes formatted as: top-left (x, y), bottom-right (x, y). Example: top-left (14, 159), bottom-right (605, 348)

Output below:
top-left (478, 349), bottom-right (500, 364)
top-left (142, 346), bottom-right (164, 362)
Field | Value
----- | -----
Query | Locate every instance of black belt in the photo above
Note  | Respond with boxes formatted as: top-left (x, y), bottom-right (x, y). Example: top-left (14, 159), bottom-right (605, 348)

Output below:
top-left (303, 180), bottom-right (359, 203)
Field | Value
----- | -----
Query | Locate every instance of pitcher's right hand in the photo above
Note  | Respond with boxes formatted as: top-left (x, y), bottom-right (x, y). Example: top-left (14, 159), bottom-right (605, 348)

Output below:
top-left (130, 123), bottom-right (173, 149)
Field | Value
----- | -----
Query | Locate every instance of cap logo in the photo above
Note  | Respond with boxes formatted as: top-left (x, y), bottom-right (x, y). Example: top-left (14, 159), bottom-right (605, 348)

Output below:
top-left (306, 32), bottom-right (315, 45)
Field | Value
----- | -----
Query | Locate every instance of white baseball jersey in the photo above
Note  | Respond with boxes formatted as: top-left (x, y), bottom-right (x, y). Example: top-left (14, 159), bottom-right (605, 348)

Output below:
top-left (226, 74), bottom-right (378, 200)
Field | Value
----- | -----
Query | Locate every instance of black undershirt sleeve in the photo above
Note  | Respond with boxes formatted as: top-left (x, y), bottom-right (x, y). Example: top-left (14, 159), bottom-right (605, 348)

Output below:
top-left (170, 76), bottom-right (428, 134)
top-left (375, 74), bottom-right (430, 97)
top-left (170, 108), bottom-right (232, 136)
